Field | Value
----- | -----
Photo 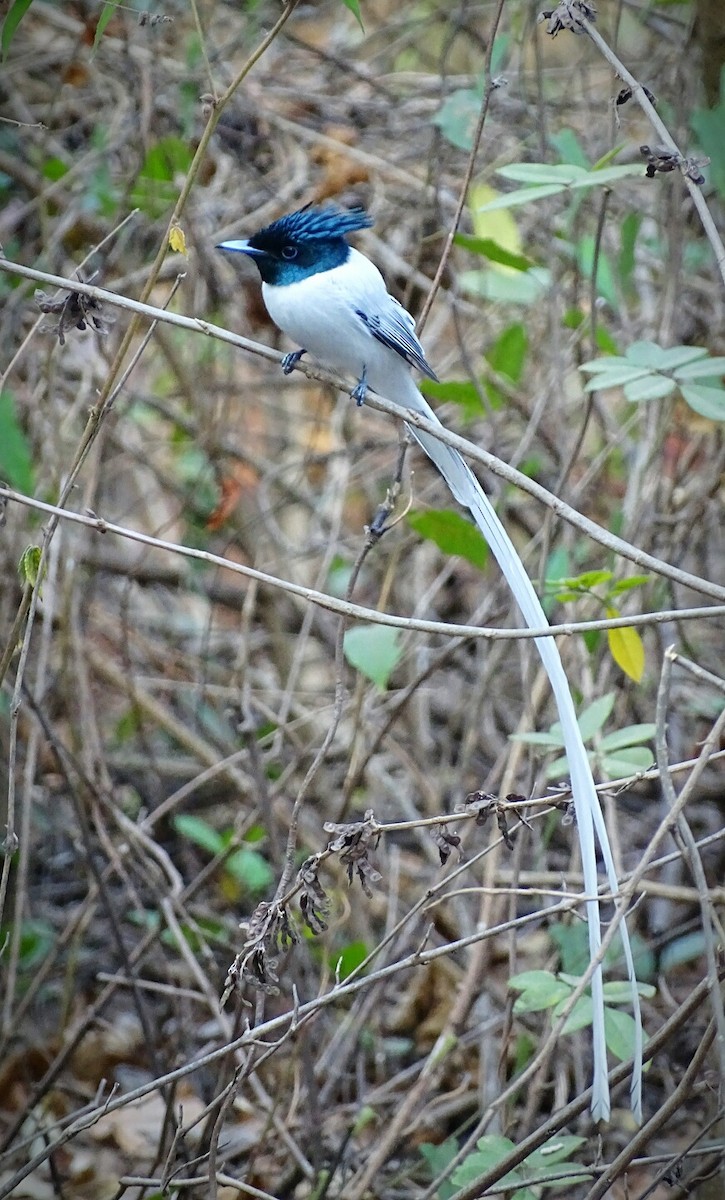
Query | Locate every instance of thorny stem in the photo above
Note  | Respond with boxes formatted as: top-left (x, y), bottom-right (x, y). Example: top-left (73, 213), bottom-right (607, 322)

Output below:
top-left (275, 441), bottom-right (409, 896)
top-left (418, 0), bottom-right (507, 329)
top-left (444, 976), bottom-right (720, 1200)
top-left (1, 356), bottom-right (724, 597)
top-left (654, 647), bottom-right (725, 1107)
top-left (579, 15), bottom-right (725, 291)
top-left (1, 485), bottom-right (725, 638)
top-left (0, 0), bottom-right (300, 876)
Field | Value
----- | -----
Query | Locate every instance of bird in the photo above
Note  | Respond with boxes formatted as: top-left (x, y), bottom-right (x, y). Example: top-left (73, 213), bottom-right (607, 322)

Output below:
top-left (217, 202), bottom-right (642, 1122)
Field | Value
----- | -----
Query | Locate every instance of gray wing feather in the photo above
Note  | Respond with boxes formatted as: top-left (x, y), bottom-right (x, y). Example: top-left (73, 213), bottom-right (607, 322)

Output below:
top-left (355, 299), bottom-right (439, 381)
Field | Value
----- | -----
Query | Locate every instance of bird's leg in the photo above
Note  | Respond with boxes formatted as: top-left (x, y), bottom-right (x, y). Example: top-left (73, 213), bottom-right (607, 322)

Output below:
top-left (351, 365), bottom-right (368, 407)
top-left (281, 348), bottom-right (306, 375)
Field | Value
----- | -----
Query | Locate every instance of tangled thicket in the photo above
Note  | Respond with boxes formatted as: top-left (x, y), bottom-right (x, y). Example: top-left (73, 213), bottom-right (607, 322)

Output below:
top-left (1, 2), bottom-right (724, 1198)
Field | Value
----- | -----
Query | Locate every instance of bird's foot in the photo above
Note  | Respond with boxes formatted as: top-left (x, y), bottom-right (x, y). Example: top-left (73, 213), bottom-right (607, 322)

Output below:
top-left (281, 348), bottom-right (306, 375)
top-left (351, 367), bottom-right (368, 407)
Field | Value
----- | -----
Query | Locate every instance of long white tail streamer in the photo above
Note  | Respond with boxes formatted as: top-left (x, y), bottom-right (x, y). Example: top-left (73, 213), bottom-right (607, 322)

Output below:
top-left (399, 378), bottom-right (643, 1123)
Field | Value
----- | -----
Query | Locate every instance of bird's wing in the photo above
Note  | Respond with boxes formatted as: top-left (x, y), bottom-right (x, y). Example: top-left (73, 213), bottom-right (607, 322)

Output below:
top-left (355, 298), bottom-right (439, 381)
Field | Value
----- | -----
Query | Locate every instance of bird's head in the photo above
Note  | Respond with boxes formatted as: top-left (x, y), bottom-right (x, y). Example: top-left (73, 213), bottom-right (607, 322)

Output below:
top-left (216, 203), bottom-right (373, 285)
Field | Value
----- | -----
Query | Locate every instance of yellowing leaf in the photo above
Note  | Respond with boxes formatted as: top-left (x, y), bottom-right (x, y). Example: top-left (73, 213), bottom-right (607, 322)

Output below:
top-left (468, 182), bottom-right (522, 274)
top-left (169, 223), bottom-right (187, 255)
top-left (607, 618), bottom-right (645, 683)
top-left (18, 544), bottom-right (42, 589)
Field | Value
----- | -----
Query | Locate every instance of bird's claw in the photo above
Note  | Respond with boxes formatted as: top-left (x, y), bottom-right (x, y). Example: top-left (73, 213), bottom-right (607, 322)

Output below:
top-left (281, 349), bottom-right (306, 375)
top-left (351, 368), bottom-right (368, 407)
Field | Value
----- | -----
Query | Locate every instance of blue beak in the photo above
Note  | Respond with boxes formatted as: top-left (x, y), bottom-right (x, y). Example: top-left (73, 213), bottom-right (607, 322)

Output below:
top-left (216, 239), bottom-right (265, 257)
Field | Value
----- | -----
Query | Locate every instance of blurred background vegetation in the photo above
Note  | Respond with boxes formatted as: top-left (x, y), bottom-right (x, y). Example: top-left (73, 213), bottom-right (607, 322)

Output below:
top-left (1, 0), bottom-right (725, 1197)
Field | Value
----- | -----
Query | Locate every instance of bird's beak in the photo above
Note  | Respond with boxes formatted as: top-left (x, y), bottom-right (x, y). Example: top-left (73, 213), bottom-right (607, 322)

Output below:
top-left (215, 239), bottom-right (265, 257)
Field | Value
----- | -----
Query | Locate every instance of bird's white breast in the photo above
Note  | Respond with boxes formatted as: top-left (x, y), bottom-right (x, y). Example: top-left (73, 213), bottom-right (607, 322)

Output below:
top-left (262, 249), bottom-right (415, 400)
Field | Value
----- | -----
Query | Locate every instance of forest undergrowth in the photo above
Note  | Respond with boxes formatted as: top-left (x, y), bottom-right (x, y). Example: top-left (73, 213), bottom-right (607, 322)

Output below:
top-left (1, 1), bottom-right (725, 1197)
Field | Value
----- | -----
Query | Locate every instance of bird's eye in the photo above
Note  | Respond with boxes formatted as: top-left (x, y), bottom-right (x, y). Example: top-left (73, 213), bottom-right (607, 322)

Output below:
top-left (282, 245), bottom-right (298, 260)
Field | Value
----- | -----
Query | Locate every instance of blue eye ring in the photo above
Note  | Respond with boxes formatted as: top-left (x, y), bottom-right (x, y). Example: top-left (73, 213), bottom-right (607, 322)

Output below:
top-left (282, 245), bottom-right (298, 260)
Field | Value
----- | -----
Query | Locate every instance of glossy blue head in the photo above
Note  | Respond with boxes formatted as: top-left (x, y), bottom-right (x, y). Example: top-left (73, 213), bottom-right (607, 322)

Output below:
top-left (216, 203), bottom-right (374, 286)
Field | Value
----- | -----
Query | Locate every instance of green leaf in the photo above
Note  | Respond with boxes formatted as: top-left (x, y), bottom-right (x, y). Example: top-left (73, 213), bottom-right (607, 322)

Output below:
top-left (509, 970), bottom-right (572, 1012)
top-left (225, 847), bottom-right (274, 892)
top-left (624, 375), bottom-right (676, 402)
top-left (654, 345), bottom-right (709, 370)
top-left (422, 378), bottom-right (483, 420)
top-left (1, 0), bottom-right (34, 59)
top-left (602, 980), bottom-right (656, 1003)
top-left (172, 813), bottom-right (225, 856)
top-left (498, 163), bottom-right (589, 185)
top-left (680, 383), bottom-right (725, 421)
top-left (114, 704), bottom-right (142, 745)
top-left (486, 323), bottom-right (528, 383)
top-left (331, 939), bottom-right (369, 980)
top-left (480, 163), bottom-right (643, 214)
top-left (618, 212), bottom-right (641, 294)
top-left (557, 994), bottom-right (593, 1033)
top-left (607, 623), bottom-right (645, 682)
top-left (601, 746), bottom-right (654, 776)
top-left (579, 355), bottom-right (631, 373)
top-left (575, 164), bottom-right (645, 187)
top-left (0, 389), bottom-right (34, 492)
top-left (563, 569), bottom-right (612, 589)
top-left (550, 921), bottom-right (649, 977)
top-left (549, 922), bottom-right (589, 974)
top-left (343, 624), bottom-right (403, 690)
top-left (591, 143), bottom-right (629, 170)
top-left (525, 1135), bottom-right (586, 1167)
top-left (499, 161), bottom-right (642, 188)
top-left (340, 0), bottom-right (364, 29)
top-left (543, 546), bottom-right (570, 616)
top-left (18, 545), bottom-right (42, 589)
top-left (674, 356), bottom-right (725, 379)
top-left (610, 575), bottom-right (650, 595)
top-left (92, 0), bottom-right (118, 53)
top-left (548, 129), bottom-right (590, 169)
top-left (577, 236), bottom-right (618, 311)
top-left (420, 1139), bottom-right (459, 1200)
top-left (625, 340), bottom-right (667, 368)
top-left (508, 730), bottom-right (566, 748)
top-left (130, 137), bottom-right (194, 218)
top-left (544, 752), bottom-right (580, 780)
top-left (459, 267), bottom-right (550, 304)
top-left (408, 508), bottom-right (489, 570)
top-left (599, 723), bottom-right (656, 751)
top-left (624, 340), bottom-right (667, 367)
top-left (452, 1133), bottom-right (587, 1195)
top-left (577, 692), bottom-right (616, 741)
top-left (475, 183), bottom-right (566, 212)
top-left (660, 930), bottom-right (707, 972)
top-left (0, 918), bottom-right (55, 971)
top-left (451, 1135), bottom-right (520, 1190)
top-left (509, 969), bottom-right (559, 991)
top-left (604, 1006), bottom-right (640, 1062)
top-left (582, 366), bottom-right (651, 392)
top-left (454, 233), bottom-right (535, 272)
top-left (432, 88), bottom-right (482, 151)
top-left (42, 156), bottom-right (69, 182)
top-left (691, 87), bottom-right (725, 197)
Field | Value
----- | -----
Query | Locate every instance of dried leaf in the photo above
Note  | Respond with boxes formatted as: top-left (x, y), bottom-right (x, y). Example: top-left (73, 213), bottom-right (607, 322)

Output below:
top-left (430, 823), bottom-right (462, 865)
top-left (35, 275), bottom-right (112, 345)
top-left (458, 790), bottom-right (497, 825)
top-left (538, 0), bottom-right (596, 36)
top-left (325, 811), bottom-right (382, 895)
